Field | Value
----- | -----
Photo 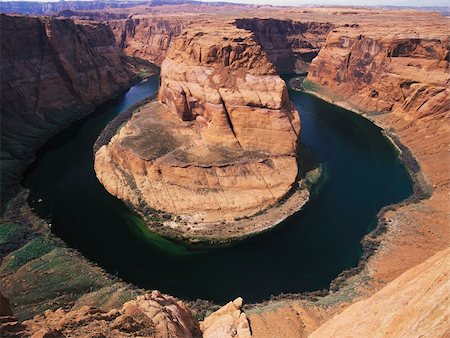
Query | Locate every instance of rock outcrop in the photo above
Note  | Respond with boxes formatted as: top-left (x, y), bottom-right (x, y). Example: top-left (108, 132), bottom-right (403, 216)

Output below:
top-left (306, 26), bottom-right (449, 118)
top-left (235, 18), bottom-right (334, 73)
top-left (0, 291), bottom-right (201, 337)
top-left (0, 14), bottom-right (144, 207)
top-left (201, 297), bottom-right (251, 338)
top-left (310, 248), bottom-right (450, 337)
top-left (157, 24), bottom-right (300, 154)
top-left (95, 23), bottom-right (306, 242)
top-left (108, 17), bottom-right (187, 66)
top-left (304, 21), bottom-right (450, 286)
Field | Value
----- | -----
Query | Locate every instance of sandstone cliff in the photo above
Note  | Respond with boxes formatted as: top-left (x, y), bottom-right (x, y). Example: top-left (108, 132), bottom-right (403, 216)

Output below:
top-left (95, 23), bottom-right (306, 242)
top-left (235, 18), bottom-right (334, 74)
top-left (108, 17), bottom-right (187, 66)
top-left (298, 17), bottom-right (450, 338)
top-left (306, 26), bottom-right (449, 118)
top-left (304, 22), bottom-right (450, 285)
top-left (108, 16), bottom-right (334, 75)
top-left (310, 248), bottom-right (450, 337)
top-left (0, 14), bottom-right (140, 207)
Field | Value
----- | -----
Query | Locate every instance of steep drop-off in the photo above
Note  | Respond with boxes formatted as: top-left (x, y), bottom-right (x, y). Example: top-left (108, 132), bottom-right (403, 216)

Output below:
top-left (235, 18), bottom-right (334, 74)
top-left (0, 14), bottom-right (143, 207)
top-left (304, 24), bottom-right (450, 287)
top-left (95, 23), bottom-right (306, 242)
top-left (107, 17), bottom-right (333, 72)
top-left (107, 17), bottom-right (187, 66)
top-left (306, 27), bottom-right (449, 118)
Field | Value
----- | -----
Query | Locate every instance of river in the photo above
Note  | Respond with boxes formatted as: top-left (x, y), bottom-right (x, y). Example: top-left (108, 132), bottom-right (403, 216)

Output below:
top-left (23, 76), bottom-right (413, 303)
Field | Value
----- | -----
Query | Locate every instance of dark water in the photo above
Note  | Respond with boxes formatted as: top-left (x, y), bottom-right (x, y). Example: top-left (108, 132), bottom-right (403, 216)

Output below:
top-left (23, 76), bottom-right (413, 304)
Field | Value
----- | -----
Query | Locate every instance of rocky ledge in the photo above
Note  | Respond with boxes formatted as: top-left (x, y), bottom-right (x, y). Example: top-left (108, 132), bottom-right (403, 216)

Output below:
top-left (94, 23), bottom-right (308, 243)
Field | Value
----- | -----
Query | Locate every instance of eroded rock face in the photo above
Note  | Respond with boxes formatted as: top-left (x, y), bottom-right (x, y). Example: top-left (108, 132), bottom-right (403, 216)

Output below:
top-left (235, 18), bottom-right (334, 74)
top-left (306, 27), bottom-right (450, 118)
top-left (309, 248), bottom-right (450, 338)
top-left (201, 297), bottom-right (252, 338)
top-left (108, 17), bottom-right (187, 66)
top-left (0, 14), bottom-right (138, 206)
top-left (95, 23), bottom-right (304, 242)
top-left (158, 24), bottom-right (300, 154)
top-left (0, 291), bottom-right (201, 338)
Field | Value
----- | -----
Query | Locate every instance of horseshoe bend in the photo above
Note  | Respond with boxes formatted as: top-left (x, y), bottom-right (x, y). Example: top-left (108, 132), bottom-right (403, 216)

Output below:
top-left (94, 23), bottom-right (308, 243)
top-left (0, 3), bottom-right (449, 338)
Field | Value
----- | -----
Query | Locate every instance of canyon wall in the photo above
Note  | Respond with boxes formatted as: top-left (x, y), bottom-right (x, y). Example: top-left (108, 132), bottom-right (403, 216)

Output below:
top-left (301, 20), bottom-right (450, 338)
top-left (235, 18), bottom-right (334, 73)
top-left (107, 17), bottom-right (187, 66)
top-left (0, 14), bottom-right (139, 206)
top-left (95, 23), bottom-right (305, 242)
top-left (306, 27), bottom-right (450, 118)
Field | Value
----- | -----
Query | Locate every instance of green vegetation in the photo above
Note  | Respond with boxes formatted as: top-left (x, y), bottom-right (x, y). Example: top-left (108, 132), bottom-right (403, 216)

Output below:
top-left (6, 236), bottom-right (54, 272)
top-left (126, 213), bottom-right (190, 256)
top-left (0, 223), bottom-right (26, 246)
top-left (300, 79), bottom-right (324, 93)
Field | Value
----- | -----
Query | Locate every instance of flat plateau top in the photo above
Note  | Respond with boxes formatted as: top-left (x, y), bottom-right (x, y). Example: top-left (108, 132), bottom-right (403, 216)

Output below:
top-left (118, 101), bottom-right (271, 167)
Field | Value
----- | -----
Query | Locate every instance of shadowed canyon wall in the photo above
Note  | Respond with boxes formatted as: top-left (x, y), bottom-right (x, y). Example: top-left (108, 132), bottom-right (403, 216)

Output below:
top-left (107, 17), bottom-right (334, 72)
top-left (107, 17), bottom-right (187, 66)
top-left (0, 14), bottom-right (139, 206)
top-left (235, 18), bottom-right (334, 73)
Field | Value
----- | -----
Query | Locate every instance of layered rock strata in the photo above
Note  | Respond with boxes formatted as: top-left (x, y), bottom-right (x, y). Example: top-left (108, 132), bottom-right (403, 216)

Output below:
top-left (304, 24), bottom-right (450, 284)
top-left (0, 14), bottom-right (143, 207)
top-left (108, 17), bottom-right (187, 66)
top-left (306, 27), bottom-right (449, 118)
top-left (95, 23), bottom-right (305, 242)
top-left (235, 18), bottom-right (334, 73)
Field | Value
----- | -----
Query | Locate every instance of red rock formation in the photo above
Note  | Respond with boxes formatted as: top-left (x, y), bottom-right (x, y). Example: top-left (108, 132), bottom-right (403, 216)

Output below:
top-left (0, 291), bottom-right (201, 338)
top-left (0, 14), bottom-right (139, 206)
top-left (95, 23), bottom-right (306, 242)
top-left (108, 17), bottom-right (187, 66)
top-left (309, 248), bottom-right (450, 337)
top-left (235, 18), bottom-right (334, 73)
top-left (201, 297), bottom-right (251, 338)
top-left (158, 24), bottom-right (300, 154)
top-left (306, 27), bottom-right (449, 118)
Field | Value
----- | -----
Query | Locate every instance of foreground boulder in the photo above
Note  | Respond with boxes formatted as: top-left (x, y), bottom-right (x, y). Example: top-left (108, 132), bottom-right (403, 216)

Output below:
top-left (0, 291), bottom-right (201, 338)
top-left (201, 297), bottom-right (251, 338)
top-left (95, 23), bottom-right (306, 243)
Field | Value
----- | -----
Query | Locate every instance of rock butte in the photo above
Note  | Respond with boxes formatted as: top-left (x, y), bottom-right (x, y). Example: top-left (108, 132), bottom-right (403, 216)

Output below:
top-left (94, 22), bottom-right (306, 242)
